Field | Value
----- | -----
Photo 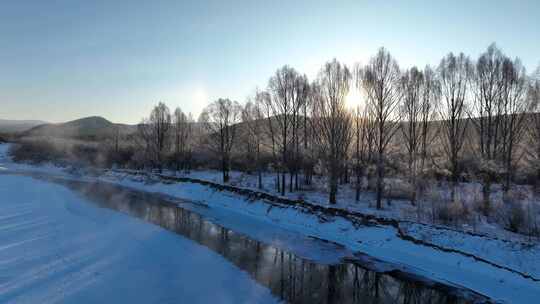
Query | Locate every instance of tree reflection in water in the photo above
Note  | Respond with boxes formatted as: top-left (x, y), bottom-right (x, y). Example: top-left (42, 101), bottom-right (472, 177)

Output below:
top-left (51, 178), bottom-right (472, 304)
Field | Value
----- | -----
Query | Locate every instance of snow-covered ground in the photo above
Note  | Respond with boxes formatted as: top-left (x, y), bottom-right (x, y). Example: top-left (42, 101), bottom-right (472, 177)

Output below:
top-left (161, 168), bottom-right (540, 242)
top-left (2, 143), bottom-right (540, 303)
top-left (94, 171), bottom-right (540, 303)
top-left (0, 173), bottom-right (278, 304)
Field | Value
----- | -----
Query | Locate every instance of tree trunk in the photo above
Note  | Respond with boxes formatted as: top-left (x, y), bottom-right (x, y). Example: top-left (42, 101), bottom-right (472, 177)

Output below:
top-left (355, 171), bottom-right (361, 202)
top-left (176, 152), bottom-right (180, 172)
top-left (376, 153), bottom-right (384, 209)
top-left (281, 172), bottom-right (286, 196)
top-left (450, 158), bottom-right (458, 203)
top-left (329, 170), bottom-right (338, 205)
top-left (222, 156), bottom-right (229, 183)
top-left (327, 266), bottom-right (337, 303)
top-left (289, 172), bottom-right (293, 193)
top-left (157, 152), bottom-right (163, 173)
top-left (482, 179), bottom-right (491, 215)
top-left (450, 181), bottom-right (456, 204)
top-left (408, 156), bottom-right (416, 206)
top-left (503, 157), bottom-right (512, 197)
top-left (411, 176), bottom-right (417, 206)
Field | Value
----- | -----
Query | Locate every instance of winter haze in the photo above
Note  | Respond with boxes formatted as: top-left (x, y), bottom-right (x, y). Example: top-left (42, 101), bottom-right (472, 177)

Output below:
top-left (1, 1), bottom-right (540, 304)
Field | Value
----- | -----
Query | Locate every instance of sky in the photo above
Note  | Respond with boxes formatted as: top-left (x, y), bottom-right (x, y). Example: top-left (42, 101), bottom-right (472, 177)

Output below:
top-left (1, 0), bottom-right (539, 124)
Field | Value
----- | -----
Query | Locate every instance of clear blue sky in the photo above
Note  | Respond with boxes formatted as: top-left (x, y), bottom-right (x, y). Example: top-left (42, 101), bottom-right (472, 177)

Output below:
top-left (1, 0), bottom-right (539, 124)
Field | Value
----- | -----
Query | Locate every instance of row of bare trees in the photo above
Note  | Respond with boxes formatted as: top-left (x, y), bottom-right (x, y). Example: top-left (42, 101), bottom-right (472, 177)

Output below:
top-left (136, 102), bottom-right (195, 173)
top-left (133, 44), bottom-right (539, 209)
top-left (467, 44), bottom-right (531, 213)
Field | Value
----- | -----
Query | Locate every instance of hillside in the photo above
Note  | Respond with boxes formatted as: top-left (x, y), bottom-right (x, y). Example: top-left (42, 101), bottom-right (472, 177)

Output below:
top-left (22, 116), bottom-right (136, 140)
top-left (0, 119), bottom-right (48, 133)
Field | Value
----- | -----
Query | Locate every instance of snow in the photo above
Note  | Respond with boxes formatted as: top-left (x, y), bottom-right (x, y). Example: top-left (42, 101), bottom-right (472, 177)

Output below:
top-left (92, 171), bottom-right (540, 303)
top-left (161, 168), bottom-right (540, 242)
top-left (0, 173), bottom-right (278, 304)
top-left (2, 143), bottom-right (540, 303)
top-left (402, 222), bottom-right (540, 279)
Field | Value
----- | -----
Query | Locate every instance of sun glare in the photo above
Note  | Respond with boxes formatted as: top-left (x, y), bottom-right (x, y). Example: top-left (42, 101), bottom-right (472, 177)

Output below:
top-left (345, 87), bottom-right (362, 110)
top-left (193, 87), bottom-right (208, 105)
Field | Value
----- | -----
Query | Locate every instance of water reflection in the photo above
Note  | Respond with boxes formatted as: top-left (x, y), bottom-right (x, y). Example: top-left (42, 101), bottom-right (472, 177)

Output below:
top-left (40, 177), bottom-right (477, 304)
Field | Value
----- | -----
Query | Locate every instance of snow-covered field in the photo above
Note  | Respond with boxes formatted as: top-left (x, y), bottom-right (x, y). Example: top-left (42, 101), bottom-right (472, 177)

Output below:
top-left (1, 143), bottom-right (540, 303)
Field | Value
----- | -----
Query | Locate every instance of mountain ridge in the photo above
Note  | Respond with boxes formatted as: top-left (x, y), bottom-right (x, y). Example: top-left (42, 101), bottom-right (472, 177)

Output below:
top-left (22, 116), bottom-right (136, 139)
top-left (0, 119), bottom-right (49, 133)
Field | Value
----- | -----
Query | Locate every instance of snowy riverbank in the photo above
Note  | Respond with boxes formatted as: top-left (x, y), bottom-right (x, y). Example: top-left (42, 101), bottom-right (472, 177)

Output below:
top-left (1, 143), bottom-right (540, 303)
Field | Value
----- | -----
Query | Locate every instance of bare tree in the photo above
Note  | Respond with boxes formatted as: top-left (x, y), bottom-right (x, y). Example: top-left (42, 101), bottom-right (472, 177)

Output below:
top-left (302, 82), bottom-right (317, 186)
top-left (438, 53), bottom-right (472, 203)
top-left (199, 98), bottom-right (241, 183)
top-left (312, 59), bottom-right (353, 204)
top-left (528, 66), bottom-right (540, 183)
top-left (360, 48), bottom-right (402, 209)
top-left (471, 45), bottom-right (507, 157)
top-left (351, 64), bottom-right (377, 201)
top-left (420, 66), bottom-right (440, 174)
top-left (469, 45), bottom-right (530, 210)
top-left (241, 100), bottom-right (257, 173)
top-left (353, 106), bottom-right (363, 201)
top-left (242, 98), bottom-right (265, 188)
top-left (469, 44), bottom-right (506, 211)
top-left (399, 67), bottom-right (424, 205)
top-left (258, 90), bottom-right (281, 191)
top-left (291, 74), bottom-right (309, 191)
top-left (352, 104), bottom-right (376, 201)
top-left (499, 57), bottom-right (529, 195)
top-left (267, 66), bottom-right (306, 195)
top-left (136, 102), bottom-right (172, 172)
top-left (173, 107), bottom-right (192, 173)
top-left (101, 124), bottom-right (122, 166)
top-left (113, 125), bottom-right (121, 154)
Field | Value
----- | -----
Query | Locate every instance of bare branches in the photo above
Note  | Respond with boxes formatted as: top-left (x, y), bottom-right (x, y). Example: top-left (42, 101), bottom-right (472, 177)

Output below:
top-left (173, 107), bottom-right (193, 172)
top-left (399, 67), bottom-right (424, 204)
top-left (468, 45), bottom-right (531, 210)
top-left (199, 98), bottom-right (242, 182)
top-left (312, 59), bottom-right (352, 204)
top-left (499, 57), bottom-right (530, 191)
top-left (124, 45), bottom-right (539, 218)
top-left (469, 44), bottom-right (506, 161)
top-left (438, 52), bottom-right (472, 201)
top-left (360, 48), bottom-right (402, 209)
top-left (241, 98), bottom-right (265, 187)
top-left (136, 102), bottom-right (172, 172)
top-left (266, 66), bottom-right (308, 194)
top-left (528, 69), bottom-right (540, 181)
top-left (420, 66), bottom-right (441, 171)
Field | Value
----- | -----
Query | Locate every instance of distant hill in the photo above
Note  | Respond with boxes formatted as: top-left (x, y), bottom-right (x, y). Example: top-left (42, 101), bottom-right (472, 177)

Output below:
top-left (22, 116), bottom-right (136, 140)
top-left (0, 119), bottom-right (48, 133)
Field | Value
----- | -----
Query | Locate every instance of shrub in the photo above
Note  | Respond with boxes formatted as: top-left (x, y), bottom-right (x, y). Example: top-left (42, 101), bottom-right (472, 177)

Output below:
top-left (9, 137), bottom-right (114, 168)
top-left (506, 203), bottom-right (526, 233)
top-left (105, 146), bottom-right (135, 168)
top-left (383, 178), bottom-right (414, 201)
top-left (435, 200), bottom-right (470, 225)
top-left (435, 203), bottom-right (453, 224)
top-left (9, 139), bottom-right (63, 164)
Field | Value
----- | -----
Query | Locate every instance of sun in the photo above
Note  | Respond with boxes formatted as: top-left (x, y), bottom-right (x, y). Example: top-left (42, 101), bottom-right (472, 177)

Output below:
top-left (345, 87), bottom-right (363, 110)
top-left (192, 87), bottom-right (208, 105)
